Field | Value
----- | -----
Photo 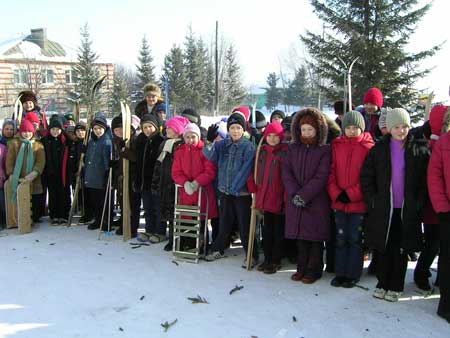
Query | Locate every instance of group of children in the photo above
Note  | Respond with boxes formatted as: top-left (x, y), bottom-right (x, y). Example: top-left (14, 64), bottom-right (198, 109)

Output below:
top-left (1, 84), bottom-right (449, 324)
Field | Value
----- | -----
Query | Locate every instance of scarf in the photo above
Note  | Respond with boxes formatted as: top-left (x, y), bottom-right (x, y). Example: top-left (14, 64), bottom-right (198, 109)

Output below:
top-left (11, 138), bottom-right (34, 201)
top-left (157, 138), bottom-right (180, 163)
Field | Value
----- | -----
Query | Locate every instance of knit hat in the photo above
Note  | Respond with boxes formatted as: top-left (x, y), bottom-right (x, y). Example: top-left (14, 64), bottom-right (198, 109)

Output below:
top-left (333, 100), bottom-right (355, 115)
top-left (25, 111), bottom-right (40, 124)
top-left (111, 115), bottom-right (123, 130)
top-left (143, 83), bottom-right (161, 97)
top-left (270, 110), bottom-right (285, 121)
top-left (386, 108), bottom-right (411, 132)
top-left (227, 112), bottom-right (246, 131)
top-left (183, 123), bottom-right (201, 139)
top-left (64, 113), bottom-right (75, 122)
top-left (154, 103), bottom-right (166, 113)
top-left (363, 87), bottom-right (383, 108)
top-left (429, 105), bottom-right (449, 138)
top-left (166, 116), bottom-right (190, 136)
top-left (131, 115), bottom-right (140, 131)
top-left (181, 108), bottom-right (201, 126)
top-left (140, 113), bottom-right (160, 130)
top-left (75, 121), bottom-right (86, 131)
top-left (49, 117), bottom-right (63, 130)
top-left (19, 119), bottom-right (35, 134)
top-left (249, 110), bottom-right (267, 129)
top-left (378, 108), bottom-right (388, 129)
top-left (216, 117), bottom-right (228, 139)
top-left (342, 110), bottom-right (365, 131)
top-left (232, 106), bottom-right (251, 122)
top-left (91, 113), bottom-right (108, 130)
top-left (264, 121), bottom-right (284, 141)
top-left (19, 90), bottom-right (37, 105)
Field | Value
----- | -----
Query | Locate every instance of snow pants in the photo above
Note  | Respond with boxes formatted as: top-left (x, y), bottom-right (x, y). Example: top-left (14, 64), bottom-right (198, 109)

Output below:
top-left (48, 180), bottom-right (71, 220)
top-left (262, 211), bottom-right (284, 265)
top-left (296, 239), bottom-right (324, 279)
top-left (415, 223), bottom-right (440, 282)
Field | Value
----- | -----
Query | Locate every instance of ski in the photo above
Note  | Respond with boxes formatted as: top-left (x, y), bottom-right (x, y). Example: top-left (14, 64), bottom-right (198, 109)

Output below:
top-left (67, 75), bottom-right (106, 226)
top-left (13, 95), bottom-right (23, 130)
top-left (121, 101), bottom-right (132, 241)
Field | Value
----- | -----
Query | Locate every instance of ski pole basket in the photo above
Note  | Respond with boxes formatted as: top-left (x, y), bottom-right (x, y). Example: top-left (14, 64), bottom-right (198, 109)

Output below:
top-left (172, 184), bottom-right (209, 263)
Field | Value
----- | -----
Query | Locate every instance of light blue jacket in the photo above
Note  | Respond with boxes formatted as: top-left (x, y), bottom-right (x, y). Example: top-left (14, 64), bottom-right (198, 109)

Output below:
top-left (84, 133), bottom-right (112, 189)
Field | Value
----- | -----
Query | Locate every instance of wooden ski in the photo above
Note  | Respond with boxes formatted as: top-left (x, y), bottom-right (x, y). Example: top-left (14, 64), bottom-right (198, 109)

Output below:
top-left (17, 181), bottom-right (32, 234)
top-left (4, 178), bottom-right (17, 228)
top-left (13, 95), bottom-right (23, 130)
top-left (121, 102), bottom-right (132, 241)
top-left (67, 75), bottom-right (106, 226)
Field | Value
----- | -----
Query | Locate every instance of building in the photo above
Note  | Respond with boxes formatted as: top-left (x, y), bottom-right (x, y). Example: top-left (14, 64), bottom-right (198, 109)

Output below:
top-left (0, 28), bottom-right (114, 118)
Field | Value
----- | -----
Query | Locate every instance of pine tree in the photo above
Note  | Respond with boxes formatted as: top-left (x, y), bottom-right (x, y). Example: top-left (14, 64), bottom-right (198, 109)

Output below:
top-left (109, 64), bottom-right (132, 113)
top-left (161, 44), bottom-right (189, 114)
top-left (73, 23), bottom-right (99, 109)
top-left (300, 0), bottom-right (441, 108)
top-left (222, 45), bottom-right (246, 112)
top-left (136, 35), bottom-right (155, 89)
top-left (284, 66), bottom-right (308, 108)
top-left (265, 72), bottom-right (280, 111)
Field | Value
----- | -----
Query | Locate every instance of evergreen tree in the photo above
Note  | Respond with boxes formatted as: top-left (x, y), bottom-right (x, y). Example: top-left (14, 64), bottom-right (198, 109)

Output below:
top-left (136, 35), bottom-right (155, 89)
top-left (109, 64), bottom-right (132, 113)
top-left (73, 23), bottom-right (99, 109)
top-left (161, 44), bottom-right (189, 113)
top-left (300, 0), bottom-right (440, 107)
top-left (265, 72), bottom-right (280, 111)
top-left (222, 45), bottom-right (246, 112)
top-left (284, 66), bottom-right (308, 108)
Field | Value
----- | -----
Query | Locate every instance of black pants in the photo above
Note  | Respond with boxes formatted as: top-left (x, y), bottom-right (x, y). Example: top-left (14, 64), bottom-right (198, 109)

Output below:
top-left (210, 194), bottom-right (258, 258)
top-left (438, 220), bottom-right (450, 316)
top-left (31, 193), bottom-right (45, 222)
top-left (262, 212), bottom-right (284, 265)
top-left (130, 190), bottom-right (142, 234)
top-left (296, 239), bottom-right (324, 278)
top-left (376, 209), bottom-right (408, 292)
top-left (85, 187), bottom-right (109, 228)
top-left (48, 181), bottom-right (71, 220)
top-left (325, 210), bottom-right (336, 272)
top-left (415, 223), bottom-right (440, 281)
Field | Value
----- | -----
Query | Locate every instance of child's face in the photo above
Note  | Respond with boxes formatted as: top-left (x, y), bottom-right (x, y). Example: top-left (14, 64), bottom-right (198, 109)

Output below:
top-left (364, 103), bottom-right (378, 114)
top-left (300, 124), bottom-right (317, 139)
top-left (75, 129), bottom-right (86, 139)
top-left (142, 123), bottom-right (157, 137)
top-left (145, 94), bottom-right (159, 106)
top-left (166, 127), bottom-right (178, 139)
top-left (23, 101), bottom-right (34, 111)
top-left (390, 124), bottom-right (409, 141)
top-left (344, 126), bottom-right (362, 138)
top-left (21, 131), bottom-right (33, 140)
top-left (93, 125), bottom-right (105, 138)
top-left (229, 124), bottom-right (244, 142)
top-left (2, 124), bottom-right (14, 138)
top-left (271, 115), bottom-right (283, 123)
top-left (266, 133), bottom-right (281, 146)
top-left (68, 120), bottom-right (76, 127)
top-left (184, 132), bottom-right (199, 145)
top-left (113, 127), bottom-right (123, 138)
top-left (50, 127), bottom-right (61, 138)
top-left (157, 110), bottom-right (166, 121)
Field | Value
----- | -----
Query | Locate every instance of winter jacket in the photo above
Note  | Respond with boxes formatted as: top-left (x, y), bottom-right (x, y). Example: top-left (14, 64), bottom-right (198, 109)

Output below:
top-left (255, 143), bottom-right (288, 214)
top-left (360, 134), bottom-right (430, 253)
top-left (360, 109), bottom-right (382, 141)
top-left (0, 143), bottom-right (7, 189)
top-left (151, 138), bottom-right (183, 220)
top-left (42, 133), bottom-right (69, 188)
top-left (328, 132), bottom-right (374, 213)
top-left (6, 138), bottom-right (45, 194)
top-left (134, 98), bottom-right (165, 128)
top-left (134, 131), bottom-right (164, 192)
top-left (428, 132), bottom-right (450, 214)
top-left (324, 114), bottom-right (342, 144)
top-left (172, 140), bottom-right (218, 219)
top-left (83, 133), bottom-right (112, 189)
top-left (203, 136), bottom-right (255, 196)
top-left (282, 109), bottom-right (331, 241)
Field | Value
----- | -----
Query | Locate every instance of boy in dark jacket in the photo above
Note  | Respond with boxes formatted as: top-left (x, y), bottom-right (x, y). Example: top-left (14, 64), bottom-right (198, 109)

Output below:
top-left (254, 121), bottom-right (288, 274)
top-left (134, 114), bottom-right (164, 241)
top-left (361, 108), bottom-right (429, 302)
top-left (43, 118), bottom-right (71, 225)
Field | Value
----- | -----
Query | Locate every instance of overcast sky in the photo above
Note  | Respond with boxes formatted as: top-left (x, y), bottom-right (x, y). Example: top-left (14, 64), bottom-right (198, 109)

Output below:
top-left (2, 0), bottom-right (449, 102)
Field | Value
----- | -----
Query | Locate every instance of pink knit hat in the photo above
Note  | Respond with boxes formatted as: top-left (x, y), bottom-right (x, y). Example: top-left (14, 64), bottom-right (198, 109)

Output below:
top-left (183, 123), bottom-right (201, 139)
top-left (166, 116), bottom-right (190, 136)
top-left (131, 115), bottom-right (141, 131)
top-left (264, 121), bottom-right (284, 141)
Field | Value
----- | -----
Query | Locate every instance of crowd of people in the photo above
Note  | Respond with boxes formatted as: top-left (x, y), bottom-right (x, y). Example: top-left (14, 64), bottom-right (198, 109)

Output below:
top-left (0, 83), bottom-right (449, 324)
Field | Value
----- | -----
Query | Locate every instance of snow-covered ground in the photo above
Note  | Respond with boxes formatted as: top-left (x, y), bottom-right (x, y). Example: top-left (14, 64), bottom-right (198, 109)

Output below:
top-left (0, 221), bottom-right (447, 338)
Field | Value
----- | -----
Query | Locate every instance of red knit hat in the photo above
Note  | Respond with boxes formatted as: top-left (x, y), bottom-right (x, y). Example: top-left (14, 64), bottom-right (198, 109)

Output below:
top-left (264, 121), bottom-right (284, 141)
top-left (19, 119), bottom-right (36, 134)
top-left (232, 106), bottom-right (251, 122)
top-left (25, 111), bottom-right (40, 124)
top-left (363, 87), bottom-right (383, 108)
top-left (429, 104), bottom-right (448, 138)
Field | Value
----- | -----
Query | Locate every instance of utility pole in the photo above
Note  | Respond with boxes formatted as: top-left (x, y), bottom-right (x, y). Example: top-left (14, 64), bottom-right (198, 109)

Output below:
top-left (214, 20), bottom-right (219, 116)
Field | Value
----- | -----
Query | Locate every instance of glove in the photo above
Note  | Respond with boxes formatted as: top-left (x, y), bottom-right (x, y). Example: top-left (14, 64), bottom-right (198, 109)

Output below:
top-left (118, 138), bottom-right (127, 149)
top-left (24, 171), bottom-right (38, 182)
top-left (206, 124), bottom-right (219, 143)
top-left (337, 191), bottom-right (351, 203)
top-left (184, 181), bottom-right (195, 195)
top-left (292, 194), bottom-right (306, 208)
top-left (438, 212), bottom-right (450, 225)
top-left (191, 180), bottom-right (199, 192)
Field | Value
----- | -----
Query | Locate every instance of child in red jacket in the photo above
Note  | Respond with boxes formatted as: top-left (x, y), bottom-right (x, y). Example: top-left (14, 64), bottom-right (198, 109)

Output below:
top-left (171, 123), bottom-right (218, 249)
top-left (255, 122), bottom-right (288, 274)
top-left (328, 111), bottom-right (374, 287)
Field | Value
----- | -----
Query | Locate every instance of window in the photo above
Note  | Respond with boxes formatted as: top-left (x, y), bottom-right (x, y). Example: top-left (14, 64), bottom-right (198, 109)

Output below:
top-left (13, 69), bottom-right (29, 84)
top-left (65, 69), bottom-right (78, 84)
top-left (41, 69), bottom-right (54, 84)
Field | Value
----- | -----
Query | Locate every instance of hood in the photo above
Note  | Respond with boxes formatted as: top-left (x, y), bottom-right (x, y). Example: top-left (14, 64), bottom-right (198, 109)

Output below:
top-left (291, 108), bottom-right (328, 146)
